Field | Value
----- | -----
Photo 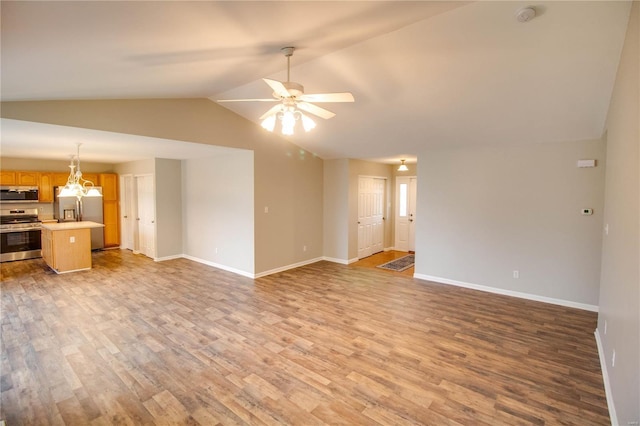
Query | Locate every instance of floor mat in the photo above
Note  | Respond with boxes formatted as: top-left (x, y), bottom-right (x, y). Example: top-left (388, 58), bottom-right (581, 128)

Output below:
top-left (376, 254), bottom-right (415, 272)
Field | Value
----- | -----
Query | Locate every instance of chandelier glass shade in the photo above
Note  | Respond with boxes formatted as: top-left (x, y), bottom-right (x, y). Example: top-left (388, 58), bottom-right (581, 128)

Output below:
top-left (58, 144), bottom-right (102, 198)
top-left (261, 105), bottom-right (316, 135)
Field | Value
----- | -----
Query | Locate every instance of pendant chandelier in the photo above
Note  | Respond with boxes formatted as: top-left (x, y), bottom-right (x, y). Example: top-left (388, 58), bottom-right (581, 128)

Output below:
top-left (58, 143), bottom-right (102, 198)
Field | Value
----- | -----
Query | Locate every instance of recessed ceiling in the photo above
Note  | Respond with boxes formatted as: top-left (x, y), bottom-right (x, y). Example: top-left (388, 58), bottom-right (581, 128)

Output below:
top-left (0, 1), bottom-right (632, 164)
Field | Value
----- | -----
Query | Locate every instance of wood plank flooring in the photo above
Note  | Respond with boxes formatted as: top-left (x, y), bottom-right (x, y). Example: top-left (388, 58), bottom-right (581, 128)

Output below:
top-left (1, 250), bottom-right (609, 425)
top-left (350, 251), bottom-right (415, 277)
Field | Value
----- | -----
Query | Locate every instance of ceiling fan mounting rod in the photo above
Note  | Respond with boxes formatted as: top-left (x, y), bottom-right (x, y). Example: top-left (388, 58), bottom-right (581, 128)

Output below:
top-left (282, 46), bottom-right (295, 83)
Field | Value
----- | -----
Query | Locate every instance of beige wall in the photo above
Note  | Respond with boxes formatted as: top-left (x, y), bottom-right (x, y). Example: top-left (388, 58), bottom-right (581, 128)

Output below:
top-left (182, 150), bottom-right (254, 274)
top-left (154, 158), bottom-right (182, 260)
top-left (323, 159), bottom-right (350, 262)
top-left (415, 139), bottom-right (606, 308)
top-left (1, 99), bottom-right (324, 274)
top-left (596, 2), bottom-right (639, 424)
top-left (0, 157), bottom-right (115, 173)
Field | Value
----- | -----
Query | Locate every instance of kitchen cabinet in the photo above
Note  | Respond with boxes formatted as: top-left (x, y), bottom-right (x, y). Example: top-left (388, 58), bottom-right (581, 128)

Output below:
top-left (0, 171), bottom-right (16, 185)
top-left (41, 221), bottom-right (104, 273)
top-left (0, 171), bottom-right (40, 186)
top-left (99, 173), bottom-right (120, 247)
top-left (39, 173), bottom-right (54, 202)
top-left (82, 173), bottom-right (99, 185)
top-left (17, 172), bottom-right (40, 185)
top-left (52, 173), bottom-right (71, 187)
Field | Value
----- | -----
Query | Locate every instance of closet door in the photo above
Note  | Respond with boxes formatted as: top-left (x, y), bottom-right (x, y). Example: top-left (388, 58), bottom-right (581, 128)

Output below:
top-left (135, 174), bottom-right (156, 258)
top-left (119, 174), bottom-right (134, 250)
top-left (357, 176), bottom-right (385, 259)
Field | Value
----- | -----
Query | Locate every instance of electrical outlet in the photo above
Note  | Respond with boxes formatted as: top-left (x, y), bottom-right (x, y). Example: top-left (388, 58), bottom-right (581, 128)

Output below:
top-left (513, 270), bottom-right (519, 279)
top-left (612, 350), bottom-right (616, 367)
top-left (69, 236), bottom-right (75, 243)
top-left (215, 248), bottom-right (218, 254)
top-left (264, 206), bottom-right (269, 213)
top-left (303, 245), bottom-right (307, 252)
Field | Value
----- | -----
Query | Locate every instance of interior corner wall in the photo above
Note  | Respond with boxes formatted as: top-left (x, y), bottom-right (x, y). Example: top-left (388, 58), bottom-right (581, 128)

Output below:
top-left (596, 1), bottom-right (640, 424)
top-left (154, 158), bottom-right (183, 259)
top-left (182, 150), bottom-right (254, 274)
top-left (415, 139), bottom-right (606, 307)
top-left (323, 159), bottom-right (350, 262)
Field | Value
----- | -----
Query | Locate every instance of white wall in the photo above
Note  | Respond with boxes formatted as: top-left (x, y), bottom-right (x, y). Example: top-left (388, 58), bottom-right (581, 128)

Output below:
top-left (596, 2), bottom-right (639, 424)
top-left (415, 139), bottom-right (605, 309)
top-left (182, 150), bottom-right (254, 275)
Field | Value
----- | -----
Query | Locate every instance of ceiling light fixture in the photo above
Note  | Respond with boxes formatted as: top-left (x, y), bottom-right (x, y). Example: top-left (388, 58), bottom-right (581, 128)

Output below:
top-left (515, 6), bottom-right (536, 22)
top-left (58, 143), bottom-right (102, 199)
top-left (398, 159), bottom-right (409, 171)
top-left (261, 105), bottom-right (316, 136)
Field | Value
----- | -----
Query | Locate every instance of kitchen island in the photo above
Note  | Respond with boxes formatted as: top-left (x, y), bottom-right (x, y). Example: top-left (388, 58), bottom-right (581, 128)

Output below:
top-left (41, 221), bottom-right (105, 274)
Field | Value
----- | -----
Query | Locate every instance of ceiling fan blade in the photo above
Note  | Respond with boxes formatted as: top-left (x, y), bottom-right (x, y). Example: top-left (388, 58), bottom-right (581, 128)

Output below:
top-left (263, 78), bottom-right (290, 98)
top-left (298, 92), bottom-right (355, 103)
top-left (217, 98), bottom-right (278, 102)
top-left (297, 102), bottom-right (336, 119)
top-left (259, 104), bottom-right (283, 120)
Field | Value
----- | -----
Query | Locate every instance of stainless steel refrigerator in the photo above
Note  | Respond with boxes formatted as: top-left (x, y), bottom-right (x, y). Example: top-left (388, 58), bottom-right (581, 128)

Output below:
top-left (53, 186), bottom-right (104, 250)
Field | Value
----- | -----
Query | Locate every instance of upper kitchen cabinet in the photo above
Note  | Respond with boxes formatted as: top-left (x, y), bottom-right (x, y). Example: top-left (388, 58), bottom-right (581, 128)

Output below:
top-left (39, 173), bottom-right (54, 202)
top-left (0, 171), bottom-right (40, 186)
top-left (0, 171), bottom-right (16, 185)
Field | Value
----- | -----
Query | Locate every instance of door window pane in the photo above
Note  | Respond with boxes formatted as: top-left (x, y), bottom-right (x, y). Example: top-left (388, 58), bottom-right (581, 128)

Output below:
top-left (399, 183), bottom-right (407, 217)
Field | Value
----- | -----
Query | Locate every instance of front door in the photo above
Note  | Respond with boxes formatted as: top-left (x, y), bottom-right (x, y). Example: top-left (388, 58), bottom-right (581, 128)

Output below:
top-left (395, 176), bottom-right (417, 252)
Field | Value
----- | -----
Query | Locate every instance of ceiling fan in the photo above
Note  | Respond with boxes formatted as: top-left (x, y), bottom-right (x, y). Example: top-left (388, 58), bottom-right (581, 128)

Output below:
top-left (217, 47), bottom-right (355, 135)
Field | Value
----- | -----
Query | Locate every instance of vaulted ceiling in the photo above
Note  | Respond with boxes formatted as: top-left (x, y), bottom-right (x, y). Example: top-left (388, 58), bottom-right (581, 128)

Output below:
top-left (0, 1), bottom-right (632, 164)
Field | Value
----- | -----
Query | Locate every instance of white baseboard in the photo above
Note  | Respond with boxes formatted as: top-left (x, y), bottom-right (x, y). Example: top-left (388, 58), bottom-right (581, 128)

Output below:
top-left (322, 256), bottom-right (350, 265)
top-left (254, 257), bottom-right (324, 278)
top-left (594, 329), bottom-right (617, 426)
top-left (413, 273), bottom-right (599, 312)
top-left (154, 254), bottom-right (183, 262)
top-left (182, 255), bottom-right (255, 279)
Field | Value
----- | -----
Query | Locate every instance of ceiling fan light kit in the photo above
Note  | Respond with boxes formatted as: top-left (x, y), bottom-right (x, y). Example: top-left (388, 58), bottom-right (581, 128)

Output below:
top-left (218, 46), bottom-right (354, 136)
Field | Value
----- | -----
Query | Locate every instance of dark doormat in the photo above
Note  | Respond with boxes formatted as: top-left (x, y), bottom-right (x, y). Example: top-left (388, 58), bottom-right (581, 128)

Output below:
top-left (377, 254), bottom-right (415, 272)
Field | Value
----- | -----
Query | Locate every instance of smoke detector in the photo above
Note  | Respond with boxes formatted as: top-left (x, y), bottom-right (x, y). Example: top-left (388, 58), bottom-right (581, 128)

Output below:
top-left (516, 6), bottom-right (536, 22)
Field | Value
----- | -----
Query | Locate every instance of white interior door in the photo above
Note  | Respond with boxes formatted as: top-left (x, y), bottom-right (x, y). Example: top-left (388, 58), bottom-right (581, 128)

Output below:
top-left (135, 174), bottom-right (156, 258)
top-left (358, 176), bottom-right (385, 259)
top-left (119, 174), bottom-right (134, 250)
top-left (395, 176), bottom-right (417, 252)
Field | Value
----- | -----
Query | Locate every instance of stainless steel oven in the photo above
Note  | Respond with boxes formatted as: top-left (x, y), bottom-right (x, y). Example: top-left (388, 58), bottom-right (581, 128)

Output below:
top-left (0, 208), bottom-right (42, 262)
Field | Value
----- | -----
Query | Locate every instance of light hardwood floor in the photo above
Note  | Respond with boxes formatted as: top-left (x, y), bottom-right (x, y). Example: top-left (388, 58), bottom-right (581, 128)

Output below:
top-left (1, 250), bottom-right (609, 425)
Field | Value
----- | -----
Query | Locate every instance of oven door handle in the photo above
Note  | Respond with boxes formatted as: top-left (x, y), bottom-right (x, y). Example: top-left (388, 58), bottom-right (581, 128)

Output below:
top-left (0, 227), bottom-right (42, 234)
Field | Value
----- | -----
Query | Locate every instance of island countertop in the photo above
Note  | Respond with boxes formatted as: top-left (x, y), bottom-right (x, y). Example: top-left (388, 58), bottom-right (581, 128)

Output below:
top-left (40, 221), bottom-right (105, 231)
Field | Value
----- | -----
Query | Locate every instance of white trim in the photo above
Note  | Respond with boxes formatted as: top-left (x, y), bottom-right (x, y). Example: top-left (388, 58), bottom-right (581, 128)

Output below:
top-left (323, 256), bottom-right (350, 265)
top-left (253, 257), bottom-right (324, 278)
top-left (594, 329), bottom-right (617, 426)
top-left (348, 257), bottom-right (359, 264)
top-left (413, 274), bottom-right (599, 312)
top-left (182, 254), bottom-right (255, 279)
top-left (154, 254), bottom-right (183, 262)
